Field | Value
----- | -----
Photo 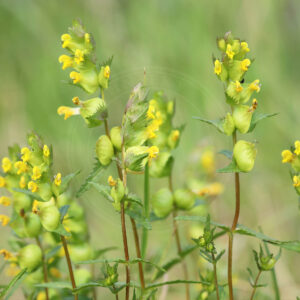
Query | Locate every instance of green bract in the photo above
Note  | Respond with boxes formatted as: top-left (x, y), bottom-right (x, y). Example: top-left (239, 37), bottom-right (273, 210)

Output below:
top-left (233, 140), bottom-right (257, 172)
top-left (39, 205), bottom-right (60, 231)
top-left (96, 135), bottom-right (114, 166)
top-left (174, 189), bottom-right (195, 210)
top-left (18, 244), bottom-right (42, 271)
top-left (151, 188), bottom-right (174, 218)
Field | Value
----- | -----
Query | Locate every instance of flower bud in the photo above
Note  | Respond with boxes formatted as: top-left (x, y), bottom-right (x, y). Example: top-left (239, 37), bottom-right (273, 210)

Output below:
top-left (233, 140), bottom-right (257, 172)
top-left (199, 237), bottom-right (206, 247)
top-left (18, 244), bottom-right (42, 271)
top-left (69, 243), bottom-right (93, 263)
top-left (110, 126), bottom-right (122, 151)
top-left (260, 256), bottom-right (277, 271)
top-left (222, 113), bottom-right (235, 136)
top-left (74, 268), bottom-right (92, 287)
top-left (13, 192), bottom-right (32, 212)
top-left (149, 152), bottom-right (174, 178)
top-left (174, 189), bottom-right (195, 210)
top-left (232, 105), bottom-right (252, 134)
top-left (111, 179), bottom-right (125, 203)
top-left (38, 183), bottom-right (53, 201)
top-left (151, 188), bottom-right (174, 218)
top-left (39, 205), bottom-right (60, 231)
top-left (96, 135), bottom-right (114, 166)
top-left (25, 213), bottom-right (42, 237)
top-left (98, 65), bottom-right (110, 89)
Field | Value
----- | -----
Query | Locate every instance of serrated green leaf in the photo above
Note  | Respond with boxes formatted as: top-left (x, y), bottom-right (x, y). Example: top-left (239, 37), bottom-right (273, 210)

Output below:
top-left (90, 182), bottom-right (114, 202)
top-left (146, 279), bottom-right (210, 290)
top-left (217, 159), bottom-right (244, 173)
top-left (35, 281), bottom-right (72, 289)
top-left (12, 188), bottom-right (45, 202)
top-left (248, 112), bottom-right (278, 132)
top-left (193, 116), bottom-right (224, 133)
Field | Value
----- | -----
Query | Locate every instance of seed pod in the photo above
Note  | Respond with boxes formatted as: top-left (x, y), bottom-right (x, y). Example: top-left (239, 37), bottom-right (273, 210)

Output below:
top-left (174, 189), bottom-right (195, 210)
top-left (151, 188), bottom-right (174, 218)
top-left (222, 113), bottom-right (235, 136)
top-left (74, 268), bottom-right (92, 287)
top-left (69, 243), bottom-right (93, 263)
top-left (25, 213), bottom-right (42, 237)
top-left (232, 105), bottom-right (252, 134)
top-left (38, 183), bottom-right (53, 201)
top-left (233, 140), bottom-right (257, 172)
top-left (110, 126), bottom-right (122, 151)
top-left (57, 192), bottom-right (72, 208)
top-left (13, 192), bottom-right (32, 212)
top-left (18, 244), bottom-right (42, 271)
top-left (24, 268), bottom-right (43, 288)
top-left (39, 205), bottom-right (60, 231)
top-left (149, 152), bottom-right (174, 178)
top-left (96, 135), bottom-right (114, 166)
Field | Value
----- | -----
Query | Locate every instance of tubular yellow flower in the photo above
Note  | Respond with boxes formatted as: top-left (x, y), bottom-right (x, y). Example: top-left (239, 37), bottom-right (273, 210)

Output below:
top-left (57, 106), bottom-right (80, 120)
top-left (85, 33), bottom-right (90, 43)
top-left (74, 49), bottom-right (84, 65)
top-left (19, 176), bottom-right (26, 189)
top-left (171, 130), bottom-right (180, 141)
top-left (148, 146), bottom-right (159, 159)
top-left (104, 65), bottom-right (111, 79)
top-left (294, 141), bottom-right (300, 155)
top-left (58, 55), bottom-right (74, 70)
top-left (0, 249), bottom-right (13, 260)
top-left (70, 71), bottom-right (81, 84)
top-left (249, 79), bottom-right (260, 92)
top-left (28, 181), bottom-right (38, 193)
top-left (54, 173), bottom-right (62, 186)
top-left (108, 175), bottom-right (117, 187)
top-left (21, 147), bottom-right (31, 162)
top-left (0, 215), bottom-right (10, 226)
top-left (201, 149), bottom-right (215, 174)
top-left (50, 267), bottom-right (61, 278)
top-left (72, 96), bottom-right (80, 105)
top-left (293, 175), bottom-right (300, 187)
top-left (32, 166), bottom-right (42, 180)
top-left (0, 176), bottom-right (6, 188)
top-left (214, 59), bottom-right (222, 75)
top-left (241, 59), bottom-right (251, 71)
top-left (61, 33), bottom-right (71, 48)
top-left (0, 196), bottom-right (11, 206)
top-left (2, 157), bottom-right (12, 173)
top-left (235, 81), bottom-right (243, 93)
top-left (14, 161), bottom-right (28, 175)
top-left (43, 145), bottom-right (50, 157)
top-left (226, 44), bottom-right (235, 59)
top-left (147, 103), bottom-right (156, 120)
top-left (32, 200), bottom-right (39, 214)
top-left (281, 150), bottom-right (294, 163)
top-left (241, 41), bottom-right (250, 52)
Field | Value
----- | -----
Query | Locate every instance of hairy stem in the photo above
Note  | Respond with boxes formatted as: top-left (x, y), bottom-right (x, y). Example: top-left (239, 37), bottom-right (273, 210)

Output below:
top-left (228, 131), bottom-right (240, 300)
top-left (211, 253), bottom-right (220, 300)
top-left (169, 175), bottom-right (190, 300)
top-left (35, 237), bottom-right (49, 300)
top-left (250, 270), bottom-right (262, 300)
top-left (61, 235), bottom-right (78, 300)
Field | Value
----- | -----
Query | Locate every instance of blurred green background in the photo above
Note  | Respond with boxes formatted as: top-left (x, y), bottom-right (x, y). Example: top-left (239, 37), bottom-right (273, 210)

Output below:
top-left (0, 0), bottom-right (299, 299)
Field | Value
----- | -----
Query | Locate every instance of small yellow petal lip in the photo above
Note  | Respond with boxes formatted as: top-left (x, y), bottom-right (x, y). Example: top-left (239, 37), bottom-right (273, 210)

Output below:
top-left (0, 249), bottom-right (14, 260)
top-left (0, 215), bottom-right (10, 226)
top-left (0, 176), bottom-right (6, 188)
top-left (70, 71), bottom-right (81, 84)
top-left (281, 150), bottom-right (294, 164)
top-left (43, 145), bottom-right (50, 157)
top-left (104, 65), bottom-right (110, 79)
top-left (293, 175), bottom-right (300, 187)
top-left (241, 41), bottom-right (250, 52)
top-left (0, 196), bottom-right (11, 206)
top-left (241, 59), bottom-right (251, 71)
top-left (294, 140), bottom-right (300, 155)
top-left (2, 157), bottom-right (12, 173)
top-left (32, 166), bottom-right (42, 181)
top-left (226, 44), bottom-right (235, 60)
top-left (148, 146), bottom-right (159, 159)
top-left (214, 59), bottom-right (222, 75)
top-left (108, 175), bottom-right (117, 187)
top-left (28, 181), bottom-right (38, 193)
top-left (54, 173), bottom-right (62, 186)
top-left (235, 81), bottom-right (243, 93)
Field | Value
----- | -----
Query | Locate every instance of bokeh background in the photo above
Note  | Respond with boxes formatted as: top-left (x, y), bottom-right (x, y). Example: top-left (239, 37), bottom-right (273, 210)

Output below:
top-left (0, 0), bottom-right (299, 299)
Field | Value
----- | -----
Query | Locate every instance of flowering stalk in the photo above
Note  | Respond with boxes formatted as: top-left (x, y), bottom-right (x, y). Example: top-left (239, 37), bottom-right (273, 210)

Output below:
top-left (211, 252), bottom-right (220, 300)
top-left (249, 270), bottom-right (262, 300)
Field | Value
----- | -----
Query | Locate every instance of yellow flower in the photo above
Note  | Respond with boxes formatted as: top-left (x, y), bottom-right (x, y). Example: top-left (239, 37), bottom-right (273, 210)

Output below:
top-left (147, 103), bottom-right (156, 120)
top-left (2, 157), bottom-right (12, 173)
top-left (28, 181), bottom-right (38, 193)
top-left (214, 59), bottom-right (222, 75)
top-left (171, 130), bottom-right (180, 141)
top-left (61, 33), bottom-right (71, 48)
top-left (37, 291), bottom-right (47, 300)
top-left (226, 44), bottom-right (235, 59)
top-left (19, 176), bottom-right (26, 189)
top-left (108, 175), bottom-right (117, 187)
top-left (0, 196), bottom-right (11, 206)
top-left (148, 146), bottom-right (159, 159)
top-left (72, 96), bottom-right (80, 105)
top-left (249, 79), bottom-right (260, 92)
top-left (14, 161), bottom-right (28, 175)
top-left (146, 120), bottom-right (161, 139)
top-left (241, 41), bottom-right (250, 52)
top-left (43, 145), bottom-right (50, 157)
top-left (32, 200), bottom-right (39, 214)
top-left (0, 249), bottom-right (13, 260)
top-left (293, 175), bottom-right (300, 187)
top-left (85, 33), bottom-right (90, 43)
top-left (5, 263), bottom-right (20, 277)
top-left (104, 65), bottom-right (110, 79)
top-left (57, 106), bottom-right (80, 120)
top-left (49, 267), bottom-right (61, 278)
top-left (0, 215), bottom-right (10, 226)
top-left (0, 176), bottom-right (6, 188)
top-left (201, 150), bottom-right (215, 174)
top-left (54, 173), bottom-right (62, 186)
top-left (21, 147), bottom-right (31, 162)
top-left (235, 81), bottom-right (243, 93)
top-left (241, 59), bottom-right (251, 71)
top-left (281, 150), bottom-right (294, 163)
top-left (32, 166), bottom-right (42, 180)
top-left (58, 55), bottom-right (74, 70)
top-left (70, 71), bottom-right (81, 84)
top-left (294, 141), bottom-right (300, 155)
top-left (207, 182), bottom-right (224, 196)
top-left (74, 49), bottom-right (84, 65)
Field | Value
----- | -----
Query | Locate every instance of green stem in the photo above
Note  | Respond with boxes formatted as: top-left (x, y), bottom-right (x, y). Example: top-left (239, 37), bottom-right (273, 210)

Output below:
top-left (250, 270), bottom-right (262, 300)
top-left (141, 162), bottom-right (150, 259)
top-left (211, 253), bottom-right (220, 300)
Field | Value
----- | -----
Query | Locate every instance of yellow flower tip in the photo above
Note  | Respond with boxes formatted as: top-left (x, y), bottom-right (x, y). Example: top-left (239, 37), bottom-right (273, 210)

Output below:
top-left (72, 96), bottom-right (80, 105)
top-left (294, 140), bottom-right (300, 155)
top-left (58, 55), bottom-right (73, 70)
top-left (201, 150), bottom-right (215, 174)
top-left (21, 147), bottom-right (31, 162)
top-left (70, 71), bottom-right (81, 84)
top-left (85, 33), bottom-right (90, 43)
top-left (241, 41), bottom-right (250, 52)
top-left (208, 182), bottom-right (224, 196)
top-left (0, 196), bottom-right (11, 206)
top-left (0, 249), bottom-right (13, 260)
top-left (148, 146), bottom-right (159, 159)
top-left (37, 291), bottom-right (47, 300)
top-left (61, 33), bottom-right (71, 48)
top-left (214, 59), bottom-right (222, 75)
top-left (241, 59), bottom-right (251, 71)
top-left (2, 157), bottom-right (12, 173)
top-left (54, 173), bottom-right (62, 186)
top-left (43, 145), bottom-right (50, 157)
top-left (74, 49), bottom-right (85, 65)
top-left (235, 81), bottom-right (243, 93)
top-left (104, 65), bottom-right (111, 79)
top-left (249, 79), bottom-right (261, 92)
top-left (32, 166), bottom-right (42, 181)
top-left (14, 161), bottom-right (28, 175)
top-left (19, 176), bottom-right (27, 189)
top-left (146, 103), bottom-right (156, 120)
top-left (281, 150), bottom-right (294, 164)
top-left (50, 267), bottom-right (61, 278)
top-left (171, 130), bottom-right (180, 141)
top-left (0, 176), bottom-right (6, 188)
top-left (293, 176), bottom-right (300, 188)
top-left (108, 175), bottom-right (117, 187)
top-left (0, 215), bottom-right (10, 226)
top-left (250, 98), bottom-right (258, 111)
top-left (28, 181), bottom-right (38, 193)
top-left (197, 187), bottom-right (210, 197)
top-left (226, 44), bottom-right (235, 60)
top-left (32, 200), bottom-right (39, 214)
top-left (57, 106), bottom-right (75, 120)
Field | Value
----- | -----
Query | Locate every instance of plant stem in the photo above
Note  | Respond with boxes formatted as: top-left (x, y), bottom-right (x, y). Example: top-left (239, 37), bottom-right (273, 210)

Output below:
top-left (60, 235), bottom-right (78, 300)
top-left (211, 253), bottom-right (220, 300)
top-left (228, 130), bottom-right (240, 300)
top-left (91, 264), bottom-right (97, 300)
top-left (35, 237), bottom-right (49, 300)
top-left (250, 270), bottom-right (262, 300)
top-left (169, 174), bottom-right (190, 300)
top-left (141, 162), bottom-right (150, 259)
